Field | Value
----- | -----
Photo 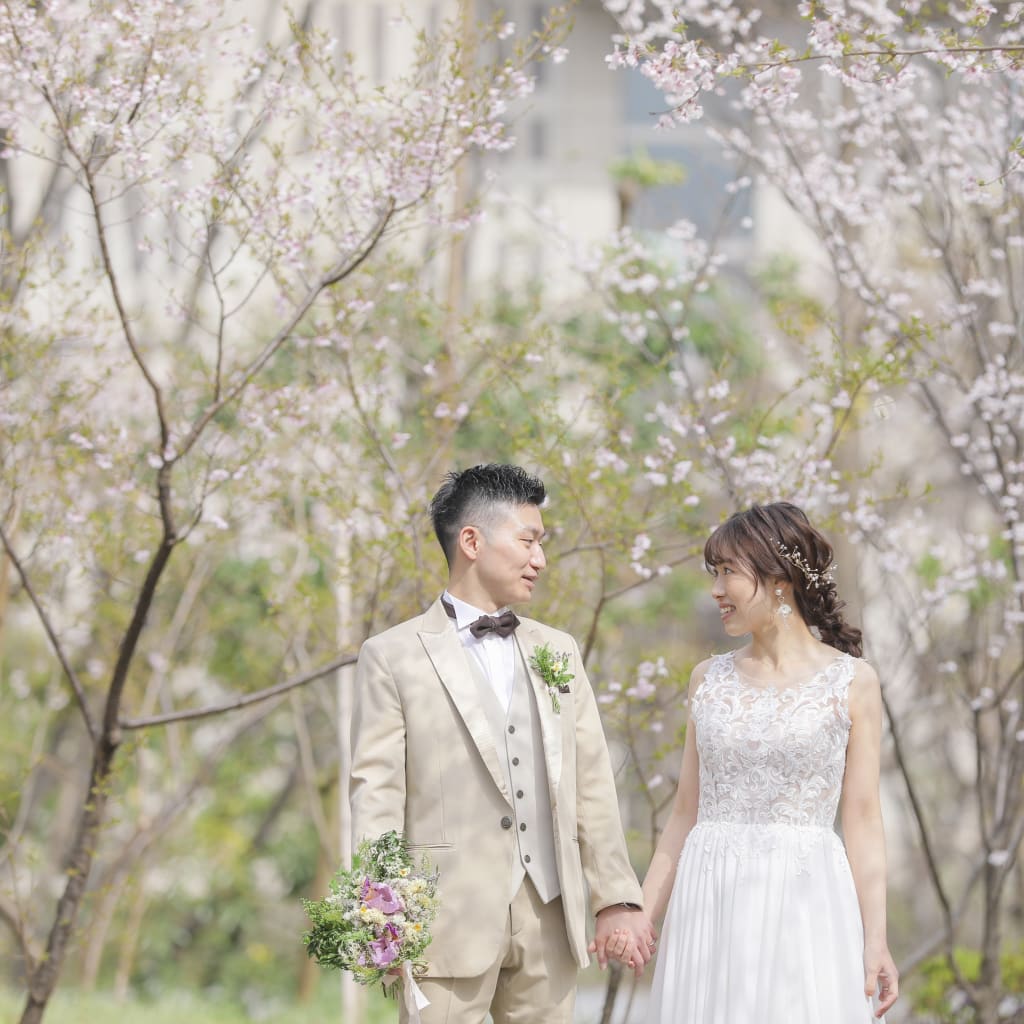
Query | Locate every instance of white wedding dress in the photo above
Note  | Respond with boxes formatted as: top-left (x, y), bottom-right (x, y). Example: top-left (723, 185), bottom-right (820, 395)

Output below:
top-left (647, 650), bottom-right (882, 1023)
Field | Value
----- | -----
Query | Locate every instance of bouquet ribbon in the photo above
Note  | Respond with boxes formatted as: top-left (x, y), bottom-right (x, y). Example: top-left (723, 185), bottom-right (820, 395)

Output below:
top-left (401, 961), bottom-right (431, 1022)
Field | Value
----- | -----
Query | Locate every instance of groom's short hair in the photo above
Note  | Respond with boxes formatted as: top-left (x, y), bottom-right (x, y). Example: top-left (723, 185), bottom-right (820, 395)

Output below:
top-left (430, 464), bottom-right (546, 567)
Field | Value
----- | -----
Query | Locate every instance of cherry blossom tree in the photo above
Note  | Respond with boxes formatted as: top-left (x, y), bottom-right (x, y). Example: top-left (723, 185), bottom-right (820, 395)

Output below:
top-left (0, 1), bottom-right (566, 1020)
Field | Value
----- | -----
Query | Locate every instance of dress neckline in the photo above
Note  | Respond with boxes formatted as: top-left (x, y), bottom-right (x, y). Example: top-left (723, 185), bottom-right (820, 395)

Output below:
top-left (725, 650), bottom-right (851, 694)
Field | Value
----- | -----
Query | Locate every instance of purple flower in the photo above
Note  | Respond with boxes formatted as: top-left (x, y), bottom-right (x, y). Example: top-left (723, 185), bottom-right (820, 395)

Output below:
top-left (361, 877), bottom-right (403, 914)
top-left (369, 922), bottom-right (402, 967)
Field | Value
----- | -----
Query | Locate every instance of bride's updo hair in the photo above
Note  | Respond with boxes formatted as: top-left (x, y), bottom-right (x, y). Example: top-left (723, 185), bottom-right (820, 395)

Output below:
top-left (703, 502), bottom-right (863, 657)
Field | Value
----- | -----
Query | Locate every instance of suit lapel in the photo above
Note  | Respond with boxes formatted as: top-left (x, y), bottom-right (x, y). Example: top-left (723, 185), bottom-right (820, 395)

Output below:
top-left (516, 622), bottom-right (564, 794)
top-left (418, 600), bottom-right (510, 801)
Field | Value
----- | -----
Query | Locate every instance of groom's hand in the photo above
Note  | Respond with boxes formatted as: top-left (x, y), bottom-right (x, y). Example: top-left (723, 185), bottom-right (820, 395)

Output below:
top-left (590, 906), bottom-right (658, 977)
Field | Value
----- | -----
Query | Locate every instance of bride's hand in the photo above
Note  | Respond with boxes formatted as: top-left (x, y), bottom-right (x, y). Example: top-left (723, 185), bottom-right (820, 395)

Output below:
top-left (864, 946), bottom-right (899, 1017)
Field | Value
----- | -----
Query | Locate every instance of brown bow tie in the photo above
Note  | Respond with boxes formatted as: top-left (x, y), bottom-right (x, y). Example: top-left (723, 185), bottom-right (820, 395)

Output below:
top-left (443, 598), bottom-right (520, 638)
top-left (468, 610), bottom-right (520, 639)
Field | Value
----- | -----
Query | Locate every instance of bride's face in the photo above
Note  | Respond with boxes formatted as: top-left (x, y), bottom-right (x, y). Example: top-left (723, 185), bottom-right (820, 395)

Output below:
top-left (708, 557), bottom-right (775, 636)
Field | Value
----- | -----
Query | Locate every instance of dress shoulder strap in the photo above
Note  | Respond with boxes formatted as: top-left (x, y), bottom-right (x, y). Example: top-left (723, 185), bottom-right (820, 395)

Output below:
top-left (821, 652), bottom-right (858, 696)
top-left (694, 650), bottom-right (735, 693)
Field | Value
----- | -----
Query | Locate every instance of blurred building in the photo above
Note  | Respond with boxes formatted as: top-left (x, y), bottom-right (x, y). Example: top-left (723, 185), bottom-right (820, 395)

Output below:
top-left (325, 0), bottom-right (756, 294)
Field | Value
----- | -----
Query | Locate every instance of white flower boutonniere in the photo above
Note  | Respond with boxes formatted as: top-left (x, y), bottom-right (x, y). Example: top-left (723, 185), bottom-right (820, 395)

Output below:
top-left (529, 643), bottom-right (573, 714)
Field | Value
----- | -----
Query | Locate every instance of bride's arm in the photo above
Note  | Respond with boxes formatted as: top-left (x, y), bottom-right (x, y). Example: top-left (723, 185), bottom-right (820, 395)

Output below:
top-left (841, 660), bottom-right (899, 1018)
top-left (641, 660), bottom-right (705, 925)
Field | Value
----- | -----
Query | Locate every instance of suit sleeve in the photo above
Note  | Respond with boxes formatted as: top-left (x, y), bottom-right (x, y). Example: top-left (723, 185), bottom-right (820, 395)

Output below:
top-left (350, 637), bottom-right (407, 847)
top-left (570, 635), bottom-right (644, 913)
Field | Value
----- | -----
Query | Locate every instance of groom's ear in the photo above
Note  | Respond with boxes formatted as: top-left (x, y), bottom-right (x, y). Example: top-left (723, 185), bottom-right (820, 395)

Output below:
top-left (457, 524), bottom-right (484, 563)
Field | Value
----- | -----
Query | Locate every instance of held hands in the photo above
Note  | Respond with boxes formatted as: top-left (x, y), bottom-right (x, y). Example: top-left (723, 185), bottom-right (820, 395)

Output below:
top-left (864, 945), bottom-right (899, 1018)
top-left (588, 906), bottom-right (658, 978)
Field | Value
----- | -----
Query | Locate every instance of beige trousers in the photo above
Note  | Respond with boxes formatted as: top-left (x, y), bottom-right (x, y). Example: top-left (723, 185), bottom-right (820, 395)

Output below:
top-left (400, 878), bottom-right (577, 1024)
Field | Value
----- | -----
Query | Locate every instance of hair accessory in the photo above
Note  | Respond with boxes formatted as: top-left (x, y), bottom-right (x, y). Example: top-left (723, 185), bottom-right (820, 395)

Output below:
top-left (775, 587), bottom-right (792, 622)
top-left (775, 542), bottom-right (836, 589)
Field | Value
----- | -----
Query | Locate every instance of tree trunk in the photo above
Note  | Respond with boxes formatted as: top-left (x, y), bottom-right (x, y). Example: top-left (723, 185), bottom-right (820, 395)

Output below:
top-left (977, 863), bottom-right (1006, 1024)
top-left (20, 739), bottom-right (118, 1024)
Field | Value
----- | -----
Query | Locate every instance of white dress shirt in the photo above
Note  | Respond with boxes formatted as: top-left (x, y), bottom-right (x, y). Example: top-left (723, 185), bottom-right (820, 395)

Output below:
top-left (443, 590), bottom-right (516, 713)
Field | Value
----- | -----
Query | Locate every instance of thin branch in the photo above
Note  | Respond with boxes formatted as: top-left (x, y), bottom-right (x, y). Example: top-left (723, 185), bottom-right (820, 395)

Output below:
top-left (0, 892), bottom-right (39, 974)
top-left (83, 167), bottom-right (170, 452)
top-left (0, 525), bottom-right (96, 742)
top-left (0, 694), bottom-right (55, 869)
top-left (746, 45), bottom-right (1024, 74)
top-left (972, 704), bottom-right (991, 847)
top-left (900, 857), bottom-right (986, 975)
top-left (94, 698), bottom-right (283, 893)
top-left (290, 689), bottom-right (331, 852)
top-left (119, 651), bottom-right (357, 730)
top-left (339, 346), bottom-right (426, 584)
top-left (879, 673), bottom-right (957, 934)
top-left (173, 198), bottom-right (397, 464)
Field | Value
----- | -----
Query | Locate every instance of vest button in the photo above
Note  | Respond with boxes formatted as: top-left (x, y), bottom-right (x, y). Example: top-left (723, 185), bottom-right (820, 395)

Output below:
top-left (512, 757), bottom-right (520, 766)
top-left (501, 816), bottom-right (513, 829)
top-left (516, 789), bottom-right (524, 799)
top-left (508, 725), bottom-right (515, 734)
top-left (520, 822), bottom-right (527, 831)
top-left (524, 854), bottom-right (532, 863)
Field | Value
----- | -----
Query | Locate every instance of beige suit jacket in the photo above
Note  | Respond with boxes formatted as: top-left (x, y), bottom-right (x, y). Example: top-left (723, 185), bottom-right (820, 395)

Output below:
top-left (349, 598), bottom-right (643, 978)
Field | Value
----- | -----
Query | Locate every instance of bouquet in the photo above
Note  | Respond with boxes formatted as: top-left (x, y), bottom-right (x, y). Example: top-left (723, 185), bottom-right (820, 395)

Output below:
top-left (302, 830), bottom-right (438, 1016)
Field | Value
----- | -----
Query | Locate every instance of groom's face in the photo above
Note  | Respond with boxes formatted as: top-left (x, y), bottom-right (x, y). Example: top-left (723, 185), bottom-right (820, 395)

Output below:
top-left (475, 503), bottom-right (547, 608)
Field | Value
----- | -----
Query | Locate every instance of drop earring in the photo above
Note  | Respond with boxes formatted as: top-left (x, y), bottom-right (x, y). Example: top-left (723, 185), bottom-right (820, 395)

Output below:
top-left (775, 588), bottom-right (792, 623)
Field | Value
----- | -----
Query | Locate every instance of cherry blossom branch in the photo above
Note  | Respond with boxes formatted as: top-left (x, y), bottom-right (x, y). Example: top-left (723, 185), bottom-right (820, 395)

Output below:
top-left (173, 197), bottom-right (397, 464)
top-left (339, 347), bottom-right (427, 586)
top-left (0, 524), bottom-right (96, 742)
top-left (972, 701), bottom-right (992, 846)
top-left (118, 651), bottom-right (356, 730)
top-left (582, 582), bottom-right (607, 664)
top-left (83, 166), bottom-right (171, 453)
top-left (745, 44), bottom-right (1024, 73)
top-left (101, 464), bottom-right (179, 742)
top-left (204, 233), bottom-right (228, 402)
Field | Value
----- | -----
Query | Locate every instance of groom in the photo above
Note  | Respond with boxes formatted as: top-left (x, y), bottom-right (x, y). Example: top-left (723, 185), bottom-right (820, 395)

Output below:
top-left (350, 464), bottom-right (655, 1023)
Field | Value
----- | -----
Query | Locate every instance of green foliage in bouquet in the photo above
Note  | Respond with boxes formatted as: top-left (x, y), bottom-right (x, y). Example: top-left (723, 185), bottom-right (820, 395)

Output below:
top-left (302, 831), bottom-right (439, 986)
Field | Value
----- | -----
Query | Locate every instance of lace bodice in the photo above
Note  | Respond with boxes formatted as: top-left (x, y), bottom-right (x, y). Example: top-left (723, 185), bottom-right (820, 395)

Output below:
top-left (691, 650), bottom-right (856, 829)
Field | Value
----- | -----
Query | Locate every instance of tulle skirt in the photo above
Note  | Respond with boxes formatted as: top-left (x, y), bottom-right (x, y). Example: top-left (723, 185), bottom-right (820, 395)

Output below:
top-left (647, 821), bottom-right (882, 1024)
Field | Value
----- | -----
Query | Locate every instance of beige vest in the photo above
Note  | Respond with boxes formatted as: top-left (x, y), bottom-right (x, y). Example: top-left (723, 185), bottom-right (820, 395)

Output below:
top-left (467, 647), bottom-right (561, 903)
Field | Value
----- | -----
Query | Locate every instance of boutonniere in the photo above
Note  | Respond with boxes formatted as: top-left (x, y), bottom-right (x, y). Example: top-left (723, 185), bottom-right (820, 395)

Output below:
top-left (529, 643), bottom-right (573, 714)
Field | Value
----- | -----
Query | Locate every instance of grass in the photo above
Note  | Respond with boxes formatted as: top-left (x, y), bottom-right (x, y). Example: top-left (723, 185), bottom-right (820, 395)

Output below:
top-left (0, 986), bottom-right (394, 1024)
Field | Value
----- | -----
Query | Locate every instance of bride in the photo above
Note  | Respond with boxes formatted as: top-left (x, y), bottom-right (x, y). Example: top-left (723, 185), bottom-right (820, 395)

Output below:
top-left (626, 502), bottom-right (899, 1023)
